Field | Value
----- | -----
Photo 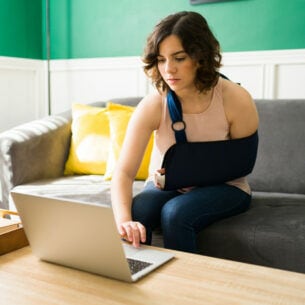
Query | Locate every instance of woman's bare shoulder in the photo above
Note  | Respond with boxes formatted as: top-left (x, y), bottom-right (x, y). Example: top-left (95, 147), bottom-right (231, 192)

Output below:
top-left (136, 90), bottom-right (163, 116)
top-left (222, 78), bottom-right (253, 106)
top-left (222, 78), bottom-right (259, 138)
top-left (138, 90), bottom-right (163, 107)
top-left (132, 90), bottom-right (164, 130)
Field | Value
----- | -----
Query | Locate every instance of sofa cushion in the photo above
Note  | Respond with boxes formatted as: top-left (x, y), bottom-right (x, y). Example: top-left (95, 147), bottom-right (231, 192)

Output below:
top-left (64, 104), bottom-right (110, 175)
top-left (197, 191), bottom-right (305, 273)
top-left (248, 99), bottom-right (305, 194)
top-left (11, 175), bottom-right (145, 207)
top-left (104, 103), bottom-right (153, 181)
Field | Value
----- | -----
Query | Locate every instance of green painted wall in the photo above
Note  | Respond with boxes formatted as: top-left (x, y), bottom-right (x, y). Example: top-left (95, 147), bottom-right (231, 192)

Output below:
top-left (1, 0), bottom-right (305, 59)
top-left (0, 0), bottom-right (43, 59)
top-left (50, 0), bottom-right (305, 59)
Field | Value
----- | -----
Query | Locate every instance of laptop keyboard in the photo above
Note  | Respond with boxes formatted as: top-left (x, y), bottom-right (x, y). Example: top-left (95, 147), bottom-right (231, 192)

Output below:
top-left (127, 258), bottom-right (152, 275)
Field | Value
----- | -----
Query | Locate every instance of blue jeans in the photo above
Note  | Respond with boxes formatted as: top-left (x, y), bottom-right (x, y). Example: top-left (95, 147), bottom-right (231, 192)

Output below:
top-left (132, 182), bottom-right (251, 253)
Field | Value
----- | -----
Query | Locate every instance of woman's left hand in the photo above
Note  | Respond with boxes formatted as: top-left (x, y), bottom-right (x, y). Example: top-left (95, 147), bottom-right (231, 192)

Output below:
top-left (154, 168), bottom-right (166, 189)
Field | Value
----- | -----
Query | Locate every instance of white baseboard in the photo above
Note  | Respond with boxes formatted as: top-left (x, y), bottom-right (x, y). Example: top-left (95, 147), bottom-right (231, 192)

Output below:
top-left (1, 49), bottom-right (305, 131)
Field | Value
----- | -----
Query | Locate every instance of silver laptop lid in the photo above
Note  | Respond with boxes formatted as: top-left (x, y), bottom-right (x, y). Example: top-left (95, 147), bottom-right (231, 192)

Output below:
top-left (11, 192), bottom-right (134, 282)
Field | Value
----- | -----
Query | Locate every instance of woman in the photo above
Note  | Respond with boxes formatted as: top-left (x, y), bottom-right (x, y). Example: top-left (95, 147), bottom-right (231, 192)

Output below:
top-left (111, 11), bottom-right (259, 253)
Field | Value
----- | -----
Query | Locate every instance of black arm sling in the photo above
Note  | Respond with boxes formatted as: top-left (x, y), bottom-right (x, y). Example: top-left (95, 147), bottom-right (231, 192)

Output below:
top-left (161, 74), bottom-right (259, 191)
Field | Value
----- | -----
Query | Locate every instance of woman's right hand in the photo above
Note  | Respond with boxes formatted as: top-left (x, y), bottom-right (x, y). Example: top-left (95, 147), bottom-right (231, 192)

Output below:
top-left (118, 221), bottom-right (146, 248)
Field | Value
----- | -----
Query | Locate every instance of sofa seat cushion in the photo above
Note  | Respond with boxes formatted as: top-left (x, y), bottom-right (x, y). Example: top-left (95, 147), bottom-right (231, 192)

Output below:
top-left (11, 175), bottom-right (145, 209)
top-left (197, 191), bottom-right (305, 273)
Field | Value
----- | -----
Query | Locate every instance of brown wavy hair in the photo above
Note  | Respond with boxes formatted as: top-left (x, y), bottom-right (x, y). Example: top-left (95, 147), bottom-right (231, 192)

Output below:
top-left (142, 11), bottom-right (222, 92)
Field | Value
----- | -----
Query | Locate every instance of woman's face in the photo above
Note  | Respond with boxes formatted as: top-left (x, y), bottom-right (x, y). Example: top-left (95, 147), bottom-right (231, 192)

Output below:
top-left (157, 35), bottom-right (199, 94)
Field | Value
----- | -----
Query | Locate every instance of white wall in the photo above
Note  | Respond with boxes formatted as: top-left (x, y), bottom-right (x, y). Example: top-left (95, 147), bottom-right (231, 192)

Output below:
top-left (49, 57), bottom-right (148, 114)
top-left (49, 49), bottom-right (305, 113)
top-left (221, 49), bottom-right (305, 99)
top-left (0, 56), bottom-right (48, 132)
top-left (1, 49), bottom-right (305, 132)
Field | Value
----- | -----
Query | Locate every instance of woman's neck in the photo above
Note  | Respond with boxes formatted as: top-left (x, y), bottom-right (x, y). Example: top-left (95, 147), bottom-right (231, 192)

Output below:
top-left (176, 88), bottom-right (214, 114)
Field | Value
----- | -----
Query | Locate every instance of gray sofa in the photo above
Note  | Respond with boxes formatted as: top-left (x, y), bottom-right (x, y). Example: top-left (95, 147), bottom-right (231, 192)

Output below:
top-left (1, 97), bottom-right (305, 274)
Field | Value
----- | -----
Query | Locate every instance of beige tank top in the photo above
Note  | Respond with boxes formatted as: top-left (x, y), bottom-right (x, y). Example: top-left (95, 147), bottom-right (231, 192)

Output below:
top-left (148, 78), bottom-right (251, 194)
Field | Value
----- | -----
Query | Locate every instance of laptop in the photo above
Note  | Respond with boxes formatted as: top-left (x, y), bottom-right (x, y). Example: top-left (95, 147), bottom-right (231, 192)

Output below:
top-left (11, 191), bottom-right (174, 282)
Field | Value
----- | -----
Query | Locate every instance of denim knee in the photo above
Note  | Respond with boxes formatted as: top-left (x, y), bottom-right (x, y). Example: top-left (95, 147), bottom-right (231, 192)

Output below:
top-left (161, 198), bottom-right (186, 231)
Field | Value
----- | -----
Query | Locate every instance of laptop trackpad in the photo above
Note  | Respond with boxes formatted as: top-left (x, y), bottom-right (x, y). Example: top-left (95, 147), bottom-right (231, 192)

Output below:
top-left (123, 243), bottom-right (170, 263)
top-left (123, 243), bottom-right (149, 257)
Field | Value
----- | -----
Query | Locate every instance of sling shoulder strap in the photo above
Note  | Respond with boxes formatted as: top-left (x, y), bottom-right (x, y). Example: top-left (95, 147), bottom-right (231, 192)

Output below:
top-left (166, 73), bottom-right (231, 143)
top-left (166, 90), bottom-right (187, 143)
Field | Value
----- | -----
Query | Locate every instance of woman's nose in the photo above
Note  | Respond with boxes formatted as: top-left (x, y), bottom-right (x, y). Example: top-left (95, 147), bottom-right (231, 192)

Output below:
top-left (165, 60), bottom-right (176, 73)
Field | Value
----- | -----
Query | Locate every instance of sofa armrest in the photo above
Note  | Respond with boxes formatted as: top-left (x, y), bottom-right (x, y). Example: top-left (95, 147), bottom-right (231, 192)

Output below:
top-left (0, 114), bottom-right (72, 209)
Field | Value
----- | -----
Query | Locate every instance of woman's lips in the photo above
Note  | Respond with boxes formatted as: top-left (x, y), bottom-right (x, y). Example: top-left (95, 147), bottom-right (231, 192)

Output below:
top-left (167, 78), bottom-right (180, 85)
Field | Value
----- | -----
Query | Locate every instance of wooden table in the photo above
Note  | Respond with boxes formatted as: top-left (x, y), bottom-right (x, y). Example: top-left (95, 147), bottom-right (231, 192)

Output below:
top-left (1, 247), bottom-right (305, 305)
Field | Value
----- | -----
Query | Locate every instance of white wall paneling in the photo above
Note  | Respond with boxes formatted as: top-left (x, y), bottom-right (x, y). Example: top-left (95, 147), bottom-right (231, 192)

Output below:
top-left (221, 49), bottom-right (305, 99)
top-left (50, 49), bottom-right (305, 114)
top-left (0, 56), bottom-right (48, 132)
top-left (276, 63), bottom-right (305, 99)
top-left (49, 57), bottom-right (149, 114)
top-left (1, 49), bottom-right (305, 131)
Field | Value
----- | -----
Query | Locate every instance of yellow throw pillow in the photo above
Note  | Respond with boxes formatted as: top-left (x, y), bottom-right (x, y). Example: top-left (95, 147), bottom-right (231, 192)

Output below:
top-left (64, 103), bottom-right (110, 175)
top-left (104, 102), bottom-right (153, 180)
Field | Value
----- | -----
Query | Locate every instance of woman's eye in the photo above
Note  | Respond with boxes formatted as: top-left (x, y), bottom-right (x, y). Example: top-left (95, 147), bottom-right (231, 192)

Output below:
top-left (157, 58), bottom-right (165, 63)
top-left (175, 57), bottom-right (186, 62)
